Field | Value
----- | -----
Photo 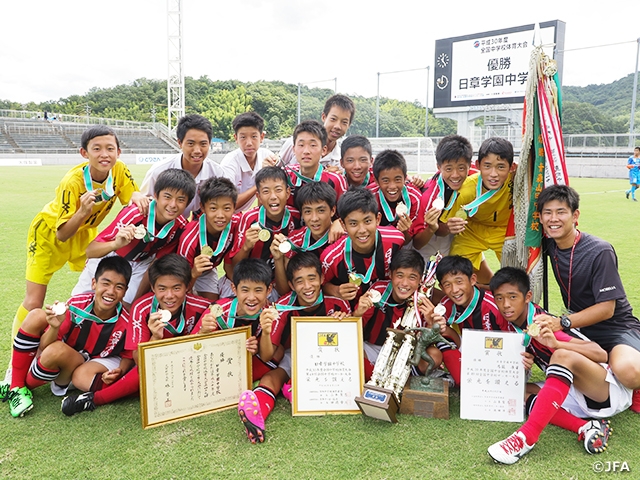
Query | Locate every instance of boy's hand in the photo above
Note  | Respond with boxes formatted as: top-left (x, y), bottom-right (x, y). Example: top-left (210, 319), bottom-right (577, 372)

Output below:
top-left (416, 294), bottom-right (434, 320)
top-left (325, 165), bottom-right (343, 174)
top-left (408, 175), bottom-right (426, 189)
top-left (263, 154), bottom-right (278, 167)
top-left (338, 282), bottom-right (360, 302)
top-left (353, 292), bottom-right (374, 317)
top-left (328, 219), bottom-right (345, 243)
top-left (44, 302), bottom-right (66, 329)
top-left (521, 351), bottom-right (535, 371)
top-left (131, 192), bottom-right (151, 216)
top-left (243, 226), bottom-right (260, 251)
top-left (148, 312), bottom-right (166, 341)
top-left (198, 310), bottom-right (218, 334)
top-left (396, 214), bottom-right (412, 233)
top-left (424, 207), bottom-right (442, 233)
top-left (534, 324), bottom-right (559, 350)
top-left (331, 310), bottom-right (348, 320)
top-left (246, 335), bottom-right (259, 355)
top-left (114, 224), bottom-right (137, 249)
top-left (192, 254), bottom-right (214, 279)
top-left (259, 307), bottom-right (278, 336)
top-left (428, 311), bottom-right (447, 329)
top-left (102, 368), bottom-right (124, 385)
top-left (270, 233), bottom-right (287, 261)
top-left (78, 190), bottom-right (100, 216)
top-left (446, 217), bottom-right (467, 234)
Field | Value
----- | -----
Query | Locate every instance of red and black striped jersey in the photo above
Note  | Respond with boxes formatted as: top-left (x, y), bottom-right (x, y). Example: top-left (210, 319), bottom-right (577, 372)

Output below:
top-left (193, 297), bottom-right (263, 337)
top-left (285, 165), bottom-right (347, 209)
top-left (177, 214), bottom-right (240, 268)
top-left (439, 288), bottom-right (503, 332)
top-left (367, 183), bottom-right (422, 235)
top-left (57, 292), bottom-right (131, 359)
top-left (284, 226), bottom-right (336, 259)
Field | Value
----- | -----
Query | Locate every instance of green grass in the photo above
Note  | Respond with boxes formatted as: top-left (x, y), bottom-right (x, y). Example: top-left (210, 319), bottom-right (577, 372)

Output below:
top-left (1, 167), bottom-right (639, 479)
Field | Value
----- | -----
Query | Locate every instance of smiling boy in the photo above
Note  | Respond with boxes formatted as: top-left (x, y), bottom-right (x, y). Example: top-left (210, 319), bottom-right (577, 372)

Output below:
top-left (340, 135), bottom-right (375, 187)
top-left (72, 168), bottom-right (195, 307)
top-left (220, 112), bottom-right (277, 212)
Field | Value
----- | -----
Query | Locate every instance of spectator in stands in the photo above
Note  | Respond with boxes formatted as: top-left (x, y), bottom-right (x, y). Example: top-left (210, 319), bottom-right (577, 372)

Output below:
top-left (140, 114), bottom-right (224, 219)
top-left (220, 112), bottom-right (278, 212)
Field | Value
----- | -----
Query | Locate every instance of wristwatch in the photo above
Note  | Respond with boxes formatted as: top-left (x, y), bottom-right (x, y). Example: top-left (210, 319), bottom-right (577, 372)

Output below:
top-left (560, 314), bottom-right (572, 330)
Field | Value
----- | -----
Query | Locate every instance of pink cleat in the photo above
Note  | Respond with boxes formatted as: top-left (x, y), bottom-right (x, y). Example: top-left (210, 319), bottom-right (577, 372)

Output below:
top-left (237, 390), bottom-right (265, 444)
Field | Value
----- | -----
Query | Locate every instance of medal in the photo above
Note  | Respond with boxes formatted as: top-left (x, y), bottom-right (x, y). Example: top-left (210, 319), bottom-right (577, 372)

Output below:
top-left (526, 322), bottom-right (540, 337)
top-left (258, 229), bottom-right (271, 242)
top-left (158, 309), bottom-right (172, 323)
top-left (433, 304), bottom-right (446, 316)
top-left (133, 224), bottom-right (147, 240)
top-left (395, 202), bottom-right (409, 217)
top-left (201, 245), bottom-right (214, 257)
top-left (210, 304), bottom-right (223, 318)
top-left (348, 272), bottom-right (362, 286)
top-left (278, 240), bottom-right (291, 254)
top-left (432, 197), bottom-right (445, 210)
top-left (52, 302), bottom-right (67, 316)
top-left (454, 209), bottom-right (468, 219)
top-left (368, 290), bottom-right (382, 304)
top-left (198, 213), bottom-right (231, 259)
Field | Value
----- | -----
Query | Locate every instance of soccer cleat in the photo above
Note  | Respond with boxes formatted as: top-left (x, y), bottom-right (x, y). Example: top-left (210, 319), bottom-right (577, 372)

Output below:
top-left (0, 380), bottom-right (10, 401)
top-left (61, 392), bottom-right (95, 417)
top-left (281, 380), bottom-right (293, 403)
top-left (488, 431), bottom-right (535, 465)
top-left (626, 191), bottom-right (630, 199)
top-left (579, 419), bottom-right (612, 454)
top-left (7, 387), bottom-right (34, 418)
top-left (630, 390), bottom-right (640, 413)
top-left (237, 390), bottom-right (265, 444)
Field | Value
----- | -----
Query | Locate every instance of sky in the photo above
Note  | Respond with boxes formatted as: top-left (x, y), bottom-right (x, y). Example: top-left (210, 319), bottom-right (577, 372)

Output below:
top-left (1, 0), bottom-right (639, 107)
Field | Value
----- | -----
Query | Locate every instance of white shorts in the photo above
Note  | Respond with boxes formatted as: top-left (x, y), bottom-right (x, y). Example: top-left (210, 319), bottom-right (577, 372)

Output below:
top-left (217, 275), bottom-right (234, 299)
top-left (278, 349), bottom-right (292, 377)
top-left (34, 354), bottom-right (121, 396)
top-left (562, 364), bottom-right (633, 419)
top-left (73, 254), bottom-right (153, 305)
top-left (363, 341), bottom-right (382, 365)
top-left (193, 268), bottom-right (219, 295)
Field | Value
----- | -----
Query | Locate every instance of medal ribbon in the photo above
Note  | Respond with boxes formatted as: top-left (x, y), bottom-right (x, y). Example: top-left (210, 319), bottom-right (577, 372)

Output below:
top-left (288, 164), bottom-right (324, 187)
top-left (511, 302), bottom-right (536, 347)
top-left (435, 174), bottom-right (457, 211)
top-left (462, 174), bottom-right (499, 217)
top-left (82, 165), bottom-right (114, 202)
top-left (290, 228), bottom-right (329, 253)
top-left (447, 287), bottom-right (480, 325)
top-left (145, 200), bottom-right (176, 242)
top-left (151, 296), bottom-right (185, 336)
top-left (378, 186), bottom-right (411, 223)
top-left (68, 301), bottom-right (121, 325)
top-left (345, 234), bottom-right (378, 284)
top-left (198, 213), bottom-right (232, 256)
top-left (273, 291), bottom-right (324, 312)
top-left (216, 298), bottom-right (261, 330)
top-left (376, 283), bottom-right (402, 308)
top-left (258, 205), bottom-right (291, 234)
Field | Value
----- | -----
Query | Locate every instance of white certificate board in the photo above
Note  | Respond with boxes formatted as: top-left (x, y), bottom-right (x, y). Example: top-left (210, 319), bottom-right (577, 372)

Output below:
top-left (460, 329), bottom-right (525, 422)
top-left (291, 317), bottom-right (364, 416)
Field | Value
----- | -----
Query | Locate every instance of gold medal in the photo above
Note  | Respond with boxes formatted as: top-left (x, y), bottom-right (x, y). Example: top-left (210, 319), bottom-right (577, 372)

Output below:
top-left (454, 209), bottom-right (468, 220)
top-left (258, 229), bottom-right (271, 242)
top-left (348, 272), bottom-right (362, 286)
top-left (159, 309), bottom-right (172, 323)
top-left (52, 302), bottom-right (67, 316)
top-left (133, 224), bottom-right (147, 240)
top-left (210, 304), bottom-right (223, 317)
top-left (201, 245), bottom-right (214, 257)
top-left (526, 322), bottom-right (541, 337)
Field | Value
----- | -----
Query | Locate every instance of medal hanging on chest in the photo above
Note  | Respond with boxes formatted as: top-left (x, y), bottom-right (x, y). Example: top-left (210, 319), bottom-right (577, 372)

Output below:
top-left (144, 200), bottom-right (176, 243)
top-left (82, 165), bottom-right (115, 203)
top-left (198, 213), bottom-right (231, 258)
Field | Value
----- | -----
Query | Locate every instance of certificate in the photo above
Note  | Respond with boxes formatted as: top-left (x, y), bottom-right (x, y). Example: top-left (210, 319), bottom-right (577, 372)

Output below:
top-left (460, 329), bottom-right (525, 422)
top-left (138, 326), bottom-right (252, 429)
top-left (291, 317), bottom-right (364, 416)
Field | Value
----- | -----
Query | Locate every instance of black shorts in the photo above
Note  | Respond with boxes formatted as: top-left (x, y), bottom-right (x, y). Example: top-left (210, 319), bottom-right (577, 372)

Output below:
top-left (586, 328), bottom-right (640, 354)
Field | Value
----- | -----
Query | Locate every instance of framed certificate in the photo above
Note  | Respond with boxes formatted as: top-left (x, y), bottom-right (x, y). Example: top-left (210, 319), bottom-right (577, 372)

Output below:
top-left (460, 329), bottom-right (525, 422)
top-left (291, 316), bottom-right (364, 416)
top-left (138, 326), bottom-right (252, 429)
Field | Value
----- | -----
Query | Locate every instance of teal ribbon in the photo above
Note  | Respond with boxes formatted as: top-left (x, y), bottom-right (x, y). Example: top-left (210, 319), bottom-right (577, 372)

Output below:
top-left (145, 199), bottom-right (176, 243)
top-left (274, 291), bottom-right (324, 312)
top-left (447, 287), bottom-right (480, 325)
top-left (258, 205), bottom-right (291, 234)
top-left (511, 302), bottom-right (537, 347)
top-left (435, 174), bottom-right (457, 211)
top-left (68, 301), bottom-right (121, 325)
top-left (378, 187), bottom-right (411, 223)
top-left (215, 298), bottom-right (260, 330)
top-left (82, 165), bottom-right (114, 202)
top-left (151, 296), bottom-right (185, 336)
top-left (345, 233), bottom-right (378, 284)
top-left (290, 228), bottom-right (329, 253)
top-left (288, 164), bottom-right (324, 187)
top-left (198, 213), bottom-right (231, 256)
top-left (462, 174), bottom-right (499, 217)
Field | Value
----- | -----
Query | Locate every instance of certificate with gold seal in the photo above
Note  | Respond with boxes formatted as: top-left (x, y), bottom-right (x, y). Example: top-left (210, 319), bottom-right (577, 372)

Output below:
top-left (138, 326), bottom-right (252, 428)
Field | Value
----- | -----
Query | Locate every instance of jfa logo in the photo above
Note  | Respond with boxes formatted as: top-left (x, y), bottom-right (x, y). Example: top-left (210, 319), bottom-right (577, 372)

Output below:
top-left (473, 41), bottom-right (480, 48)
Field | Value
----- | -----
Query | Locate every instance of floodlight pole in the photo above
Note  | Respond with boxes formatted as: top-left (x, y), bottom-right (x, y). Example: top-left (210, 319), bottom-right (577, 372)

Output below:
top-left (296, 77), bottom-right (338, 125)
top-left (630, 37), bottom-right (640, 148)
top-left (425, 66), bottom-right (430, 137)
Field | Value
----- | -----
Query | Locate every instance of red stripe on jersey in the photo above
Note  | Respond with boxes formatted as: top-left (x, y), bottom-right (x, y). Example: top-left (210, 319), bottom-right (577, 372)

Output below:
top-left (192, 297), bottom-right (263, 336)
top-left (368, 183), bottom-right (422, 234)
top-left (286, 166), bottom-right (347, 208)
top-left (440, 289), bottom-right (504, 331)
top-left (178, 214), bottom-right (239, 267)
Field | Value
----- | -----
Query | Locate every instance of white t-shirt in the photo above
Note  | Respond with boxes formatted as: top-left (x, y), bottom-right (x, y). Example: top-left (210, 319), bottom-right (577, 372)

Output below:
top-left (220, 147), bottom-right (274, 212)
top-left (140, 154), bottom-right (224, 218)
top-left (278, 137), bottom-right (341, 168)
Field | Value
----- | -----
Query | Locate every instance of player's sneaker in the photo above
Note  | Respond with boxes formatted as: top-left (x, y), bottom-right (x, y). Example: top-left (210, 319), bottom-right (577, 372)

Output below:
top-left (626, 191), bottom-right (630, 199)
top-left (579, 419), bottom-right (612, 454)
top-left (487, 431), bottom-right (535, 465)
top-left (7, 387), bottom-right (34, 418)
top-left (630, 390), bottom-right (640, 413)
top-left (237, 390), bottom-right (265, 444)
top-left (61, 392), bottom-right (95, 417)
top-left (0, 380), bottom-right (10, 401)
top-left (281, 380), bottom-right (292, 403)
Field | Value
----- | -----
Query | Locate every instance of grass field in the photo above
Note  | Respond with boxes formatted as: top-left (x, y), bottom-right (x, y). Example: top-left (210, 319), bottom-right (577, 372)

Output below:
top-left (1, 166), bottom-right (639, 479)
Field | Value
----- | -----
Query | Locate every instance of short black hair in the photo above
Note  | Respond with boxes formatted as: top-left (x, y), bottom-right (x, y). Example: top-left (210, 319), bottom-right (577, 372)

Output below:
top-left (323, 94), bottom-right (356, 124)
top-left (337, 187), bottom-right (378, 220)
top-left (436, 134), bottom-right (473, 166)
top-left (154, 168), bottom-right (197, 205)
top-left (81, 125), bottom-right (120, 150)
top-left (536, 184), bottom-right (580, 214)
top-left (176, 114), bottom-right (213, 142)
top-left (286, 252), bottom-right (322, 282)
top-left (255, 166), bottom-right (289, 191)
top-left (232, 111), bottom-right (265, 133)
top-left (489, 267), bottom-right (530, 297)
top-left (233, 258), bottom-right (272, 288)
top-left (149, 254), bottom-right (192, 288)
top-left (372, 149), bottom-right (407, 179)
top-left (95, 256), bottom-right (132, 286)
top-left (295, 181), bottom-right (336, 211)
top-left (435, 255), bottom-right (474, 284)
top-left (477, 137), bottom-right (514, 166)
top-left (199, 176), bottom-right (238, 206)
top-left (390, 249), bottom-right (425, 276)
top-left (341, 135), bottom-right (372, 158)
top-left (293, 120), bottom-right (327, 147)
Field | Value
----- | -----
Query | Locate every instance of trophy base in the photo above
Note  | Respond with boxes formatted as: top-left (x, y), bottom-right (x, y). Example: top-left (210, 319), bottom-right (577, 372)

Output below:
top-left (399, 376), bottom-right (449, 419)
top-left (355, 385), bottom-right (400, 423)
